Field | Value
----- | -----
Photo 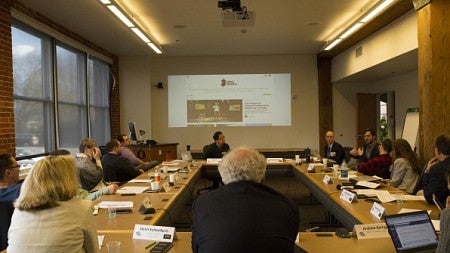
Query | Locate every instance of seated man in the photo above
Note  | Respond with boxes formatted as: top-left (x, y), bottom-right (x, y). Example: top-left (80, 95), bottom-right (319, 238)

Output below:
top-left (102, 139), bottom-right (142, 184)
top-left (76, 138), bottom-right (104, 191)
top-left (0, 154), bottom-right (22, 251)
top-left (117, 134), bottom-right (158, 172)
top-left (357, 139), bottom-right (392, 179)
top-left (51, 149), bottom-right (119, 201)
top-left (323, 130), bottom-right (345, 165)
top-left (203, 131), bottom-right (230, 159)
top-left (192, 147), bottom-right (300, 253)
top-left (202, 131), bottom-right (230, 190)
top-left (422, 134), bottom-right (450, 206)
top-left (350, 128), bottom-right (380, 162)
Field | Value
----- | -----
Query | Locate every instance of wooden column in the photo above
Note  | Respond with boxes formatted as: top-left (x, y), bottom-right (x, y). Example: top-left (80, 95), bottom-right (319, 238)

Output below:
top-left (417, 0), bottom-right (450, 162)
top-left (317, 57), bottom-right (333, 156)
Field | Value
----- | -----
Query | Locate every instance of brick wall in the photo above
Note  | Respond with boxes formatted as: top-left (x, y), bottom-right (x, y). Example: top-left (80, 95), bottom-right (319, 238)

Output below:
top-left (0, 0), bottom-right (15, 154)
top-left (0, 1), bottom-right (120, 154)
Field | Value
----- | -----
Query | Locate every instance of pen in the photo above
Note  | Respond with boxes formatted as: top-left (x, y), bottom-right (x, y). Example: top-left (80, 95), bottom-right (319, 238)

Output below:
top-left (145, 241), bottom-right (156, 249)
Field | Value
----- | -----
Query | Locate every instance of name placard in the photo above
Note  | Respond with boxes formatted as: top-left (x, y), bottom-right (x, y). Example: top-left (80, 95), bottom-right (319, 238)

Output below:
top-left (307, 164), bottom-right (315, 172)
top-left (133, 224), bottom-right (175, 242)
top-left (340, 189), bottom-right (356, 203)
top-left (370, 202), bottom-right (385, 219)
top-left (353, 223), bottom-right (389, 240)
top-left (267, 158), bottom-right (283, 163)
top-left (206, 158), bottom-right (221, 164)
top-left (322, 175), bottom-right (331, 184)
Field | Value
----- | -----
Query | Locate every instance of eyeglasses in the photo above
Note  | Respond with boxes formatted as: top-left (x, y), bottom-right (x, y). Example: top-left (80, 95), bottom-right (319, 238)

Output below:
top-left (10, 164), bottom-right (20, 169)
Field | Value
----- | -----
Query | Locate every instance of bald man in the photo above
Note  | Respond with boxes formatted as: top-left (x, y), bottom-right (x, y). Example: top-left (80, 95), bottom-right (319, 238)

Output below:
top-left (323, 131), bottom-right (345, 165)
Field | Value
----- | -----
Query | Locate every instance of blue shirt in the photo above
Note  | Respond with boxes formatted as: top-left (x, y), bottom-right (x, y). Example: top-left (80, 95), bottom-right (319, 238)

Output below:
top-left (0, 183), bottom-right (22, 202)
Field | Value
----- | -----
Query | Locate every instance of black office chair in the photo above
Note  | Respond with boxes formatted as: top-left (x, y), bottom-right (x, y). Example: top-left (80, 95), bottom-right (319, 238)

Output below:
top-left (196, 145), bottom-right (223, 194)
top-left (0, 200), bottom-right (14, 251)
top-left (343, 146), bottom-right (353, 163)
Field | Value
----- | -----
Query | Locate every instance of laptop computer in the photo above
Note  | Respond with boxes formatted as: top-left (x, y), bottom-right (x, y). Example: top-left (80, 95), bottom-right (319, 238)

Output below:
top-left (384, 210), bottom-right (439, 253)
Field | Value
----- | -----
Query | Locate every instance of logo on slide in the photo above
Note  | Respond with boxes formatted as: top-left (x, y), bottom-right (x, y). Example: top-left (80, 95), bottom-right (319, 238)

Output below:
top-left (220, 79), bottom-right (237, 87)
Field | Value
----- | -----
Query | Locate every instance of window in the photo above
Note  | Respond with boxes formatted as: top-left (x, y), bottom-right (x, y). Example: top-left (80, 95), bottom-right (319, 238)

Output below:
top-left (12, 20), bottom-right (111, 157)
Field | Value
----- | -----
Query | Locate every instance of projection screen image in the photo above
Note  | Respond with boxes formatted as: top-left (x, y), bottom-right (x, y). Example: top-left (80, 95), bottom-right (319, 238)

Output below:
top-left (168, 73), bottom-right (291, 127)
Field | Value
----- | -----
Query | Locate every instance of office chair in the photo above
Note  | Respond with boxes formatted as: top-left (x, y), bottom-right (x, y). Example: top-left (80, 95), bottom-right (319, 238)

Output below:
top-left (196, 145), bottom-right (223, 194)
top-left (0, 200), bottom-right (14, 251)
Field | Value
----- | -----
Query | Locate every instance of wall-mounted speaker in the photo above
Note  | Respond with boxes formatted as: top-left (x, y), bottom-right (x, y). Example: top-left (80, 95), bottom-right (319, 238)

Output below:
top-left (155, 82), bottom-right (163, 89)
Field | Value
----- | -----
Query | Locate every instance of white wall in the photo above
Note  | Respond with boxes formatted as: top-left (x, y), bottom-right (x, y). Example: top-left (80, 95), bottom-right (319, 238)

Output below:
top-left (119, 57), bottom-right (153, 140)
top-left (333, 71), bottom-right (419, 147)
top-left (147, 55), bottom-right (319, 154)
top-left (332, 10), bottom-right (417, 82)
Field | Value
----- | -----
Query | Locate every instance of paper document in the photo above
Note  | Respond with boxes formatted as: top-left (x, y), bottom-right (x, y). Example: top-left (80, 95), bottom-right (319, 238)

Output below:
top-left (129, 179), bottom-right (152, 183)
top-left (98, 235), bottom-right (104, 249)
top-left (356, 181), bottom-right (380, 189)
top-left (162, 161), bottom-right (179, 166)
top-left (97, 201), bottom-right (134, 209)
top-left (401, 195), bottom-right (426, 201)
top-left (116, 186), bottom-right (149, 194)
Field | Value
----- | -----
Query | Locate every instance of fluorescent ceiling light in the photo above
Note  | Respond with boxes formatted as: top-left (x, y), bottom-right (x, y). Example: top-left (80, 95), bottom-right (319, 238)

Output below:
top-left (107, 5), bottom-right (134, 27)
top-left (340, 23), bottom-right (363, 39)
top-left (324, 38), bottom-right (343, 51)
top-left (147, 43), bottom-right (162, 54)
top-left (132, 28), bottom-right (150, 43)
top-left (99, 0), bottom-right (111, 4)
top-left (361, 0), bottom-right (395, 23)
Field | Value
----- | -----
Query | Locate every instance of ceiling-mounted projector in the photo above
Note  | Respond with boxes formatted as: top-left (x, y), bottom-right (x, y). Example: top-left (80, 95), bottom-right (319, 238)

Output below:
top-left (218, 0), bottom-right (242, 12)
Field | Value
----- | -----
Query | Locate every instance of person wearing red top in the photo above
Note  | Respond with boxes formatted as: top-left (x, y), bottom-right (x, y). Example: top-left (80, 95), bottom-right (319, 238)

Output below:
top-left (357, 139), bottom-right (393, 179)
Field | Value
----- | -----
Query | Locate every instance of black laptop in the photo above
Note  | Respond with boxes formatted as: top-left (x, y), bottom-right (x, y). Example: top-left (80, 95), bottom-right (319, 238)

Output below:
top-left (384, 210), bottom-right (439, 253)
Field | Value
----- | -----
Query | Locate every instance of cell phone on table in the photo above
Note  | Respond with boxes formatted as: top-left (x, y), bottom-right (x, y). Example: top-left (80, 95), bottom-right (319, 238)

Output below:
top-left (149, 242), bottom-right (173, 253)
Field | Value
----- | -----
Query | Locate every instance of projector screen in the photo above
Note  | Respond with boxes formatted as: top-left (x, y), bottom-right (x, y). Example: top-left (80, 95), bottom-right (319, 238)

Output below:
top-left (168, 73), bottom-right (291, 127)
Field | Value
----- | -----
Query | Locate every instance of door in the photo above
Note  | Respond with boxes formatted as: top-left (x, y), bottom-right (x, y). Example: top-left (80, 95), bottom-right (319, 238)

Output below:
top-left (356, 93), bottom-right (377, 146)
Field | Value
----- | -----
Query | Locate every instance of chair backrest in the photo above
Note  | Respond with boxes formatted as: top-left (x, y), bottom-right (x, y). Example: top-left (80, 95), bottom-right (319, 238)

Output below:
top-left (0, 201), bottom-right (14, 251)
top-left (412, 164), bottom-right (427, 195)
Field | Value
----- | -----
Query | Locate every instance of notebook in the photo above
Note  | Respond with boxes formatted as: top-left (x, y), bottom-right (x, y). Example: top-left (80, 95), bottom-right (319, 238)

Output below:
top-left (384, 210), bottom-right (439, 253)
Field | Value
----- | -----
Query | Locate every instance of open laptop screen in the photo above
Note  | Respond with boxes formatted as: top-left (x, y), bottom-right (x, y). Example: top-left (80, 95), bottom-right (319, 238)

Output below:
top-left (385, 211), bottom-right (439, 253)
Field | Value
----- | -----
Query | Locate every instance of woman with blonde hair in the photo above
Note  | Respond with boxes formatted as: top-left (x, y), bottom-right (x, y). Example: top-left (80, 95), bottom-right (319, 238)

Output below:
top-left (7, 154), bottom-right (98, 253)
top-left (390, 139), bottom-right (422, 194)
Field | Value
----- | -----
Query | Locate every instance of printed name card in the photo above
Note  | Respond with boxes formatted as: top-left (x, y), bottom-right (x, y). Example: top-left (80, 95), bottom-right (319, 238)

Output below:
top-left (322, 175), bottom-right (331, 184)
top-left (307, 164), bottom-right (315, 172)
top-left (266, 158), bottom-right (283, 163)
top-left (340, 189), bottom-right (356, 203)
top-left (353, 223), bottom-right (389, 240)
top-left (370, 202), bottom-right (385, 219)
top-left (206, 158), bottom-right (221, 164)
top-left (133, 225), bottom-right (175, 242)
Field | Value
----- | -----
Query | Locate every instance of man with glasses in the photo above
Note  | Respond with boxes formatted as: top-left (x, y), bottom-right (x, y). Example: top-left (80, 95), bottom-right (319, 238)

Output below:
top-left (203, 131), bottom-right (230, 159)
top-left (0, 153), bottom-right (22, 251)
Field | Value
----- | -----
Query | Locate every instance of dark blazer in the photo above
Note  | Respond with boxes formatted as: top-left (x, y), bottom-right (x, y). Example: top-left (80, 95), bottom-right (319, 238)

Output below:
top-left (350, 142), bottom-right (380, 162)
top-left (192, 181), bottom-right (299, 253)
top-left (203, 142), bottom-right (230, 159)
top-left (102, 153), bottom-right (141, 183)
top-left (323, 142), bottom-right (345, 164)
top-left (422, 156), bottom-right (450, 205)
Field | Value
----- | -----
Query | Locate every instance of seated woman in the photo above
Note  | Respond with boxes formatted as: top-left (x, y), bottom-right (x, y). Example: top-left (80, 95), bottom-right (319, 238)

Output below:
top-left (389, 139), bottom-right (421, 194)
top-left (436, 169), bottom-right (450, 253)
top-left (7, 154), bottom-right (98, 253)
top-left (357, 139), bottom-right (392, 179)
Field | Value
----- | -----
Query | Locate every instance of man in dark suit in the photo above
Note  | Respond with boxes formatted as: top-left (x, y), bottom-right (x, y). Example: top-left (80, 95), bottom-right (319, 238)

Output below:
top-left (350, 128), bottom-right (380, 162)
top-left (323, 130), bottom-right (345, 165)
top-left (102, 139), bottom-right (141, 184)
top-left (192, 147), bottom-right (300, 253)
top-left (203, 131), bottom-right (230, 159)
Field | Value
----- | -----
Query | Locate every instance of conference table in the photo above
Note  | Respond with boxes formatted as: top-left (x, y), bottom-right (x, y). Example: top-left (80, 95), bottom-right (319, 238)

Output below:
top-left (93, 160), bottom-right (439, 252)
top-left (93, 161), bottom-right (202, 232)
top-left (97, 231), bottom-right (397, 253)
top-left (291, 163), bottom-right (439, 230)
